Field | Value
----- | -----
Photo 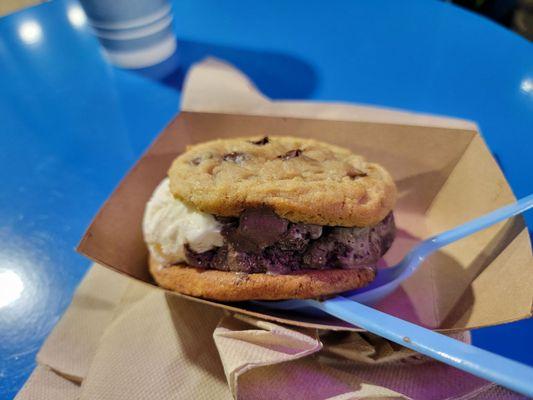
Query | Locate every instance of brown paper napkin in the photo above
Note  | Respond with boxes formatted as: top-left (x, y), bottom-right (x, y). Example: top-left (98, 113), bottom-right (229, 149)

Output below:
top-left (35, 265), bottom-right (131, 382)
top-left (15, 59), bottom-right (526, 400)
top-left (181, 58), bottom-right (478, 130)
top-left (214, 314), bottom-right (322, 397)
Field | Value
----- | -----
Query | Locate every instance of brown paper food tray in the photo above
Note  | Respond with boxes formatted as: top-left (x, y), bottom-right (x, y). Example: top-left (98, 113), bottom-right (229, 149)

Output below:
top-left (77, 111), bottom-right (533, 332)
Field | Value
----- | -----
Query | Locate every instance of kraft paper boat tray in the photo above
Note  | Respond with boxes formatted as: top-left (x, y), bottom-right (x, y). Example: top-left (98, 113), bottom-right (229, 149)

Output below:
top-left (78, 111), bottom-right (533, 332)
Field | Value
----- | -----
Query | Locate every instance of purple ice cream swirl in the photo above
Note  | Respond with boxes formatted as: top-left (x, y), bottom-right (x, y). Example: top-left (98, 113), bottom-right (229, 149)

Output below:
top-left (184, 207), bottom-right (396, 275)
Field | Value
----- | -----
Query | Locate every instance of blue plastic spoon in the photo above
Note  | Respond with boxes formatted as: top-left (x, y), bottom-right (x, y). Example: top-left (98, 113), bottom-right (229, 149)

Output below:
top-left (258, 194), bottom-right (533, 396)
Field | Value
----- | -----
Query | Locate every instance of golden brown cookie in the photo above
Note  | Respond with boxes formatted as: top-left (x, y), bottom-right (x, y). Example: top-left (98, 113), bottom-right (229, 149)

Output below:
top-left (168, 136), bottom-right (396, 227)
top-left (149, 256), bottom-right (376, 301)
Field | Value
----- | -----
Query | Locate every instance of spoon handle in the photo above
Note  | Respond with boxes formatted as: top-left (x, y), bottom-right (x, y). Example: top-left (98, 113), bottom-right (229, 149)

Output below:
top-left (419, 193), bottom-right (533, 258)
top-left (312, 297), bottom-right (533, 397)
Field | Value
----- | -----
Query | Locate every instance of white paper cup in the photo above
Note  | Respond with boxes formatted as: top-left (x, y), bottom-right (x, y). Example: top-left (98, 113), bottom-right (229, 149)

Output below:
top-left (78, 0), bottom-right (177, 69)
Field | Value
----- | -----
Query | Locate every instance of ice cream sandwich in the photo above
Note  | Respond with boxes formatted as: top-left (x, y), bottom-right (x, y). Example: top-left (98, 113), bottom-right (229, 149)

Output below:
top-left (143, 136), bottom-right (397, 301)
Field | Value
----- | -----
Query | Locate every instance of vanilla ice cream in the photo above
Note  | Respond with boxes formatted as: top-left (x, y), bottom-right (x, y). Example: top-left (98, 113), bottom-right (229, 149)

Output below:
top-left (142, 178), bottom-right (224, 265)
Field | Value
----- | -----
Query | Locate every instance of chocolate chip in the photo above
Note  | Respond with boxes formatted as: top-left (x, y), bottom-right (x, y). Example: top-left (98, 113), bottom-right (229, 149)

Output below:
top-left (249, 136), bottom-right (269, 145)
top-left (347, 168), bottom-right (368, 179)
top-left (223, 152), bottom-right (248, 164)
top-left (278, 149), bottom-right (302, 160)
top-left (226, 207), bottom-right (288, 253)
top-left (190, 157), bottom-right (202, 166)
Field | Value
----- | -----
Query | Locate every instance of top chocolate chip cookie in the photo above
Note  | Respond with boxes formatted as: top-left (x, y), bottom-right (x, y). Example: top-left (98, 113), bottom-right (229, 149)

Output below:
top-left (168, 136), bottom-right (396, 227)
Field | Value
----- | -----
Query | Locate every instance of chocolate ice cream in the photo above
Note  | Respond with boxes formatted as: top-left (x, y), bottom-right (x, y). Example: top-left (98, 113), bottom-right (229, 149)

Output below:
top-left (184, 207), bottom-right (395, 274)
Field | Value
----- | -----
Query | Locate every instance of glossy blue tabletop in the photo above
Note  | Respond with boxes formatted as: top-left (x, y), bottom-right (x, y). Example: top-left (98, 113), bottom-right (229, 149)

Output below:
top-left (0, 0), bottom-right (532, 398)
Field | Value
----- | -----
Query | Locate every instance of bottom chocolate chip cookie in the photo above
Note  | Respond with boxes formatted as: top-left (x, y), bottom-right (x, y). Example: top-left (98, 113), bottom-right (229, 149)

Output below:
top-left (150, 255), bottom-right (377, 301)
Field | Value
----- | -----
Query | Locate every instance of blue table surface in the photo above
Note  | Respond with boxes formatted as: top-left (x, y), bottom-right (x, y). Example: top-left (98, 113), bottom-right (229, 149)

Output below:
top-left (0, 0), bottom-right (531, 397)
